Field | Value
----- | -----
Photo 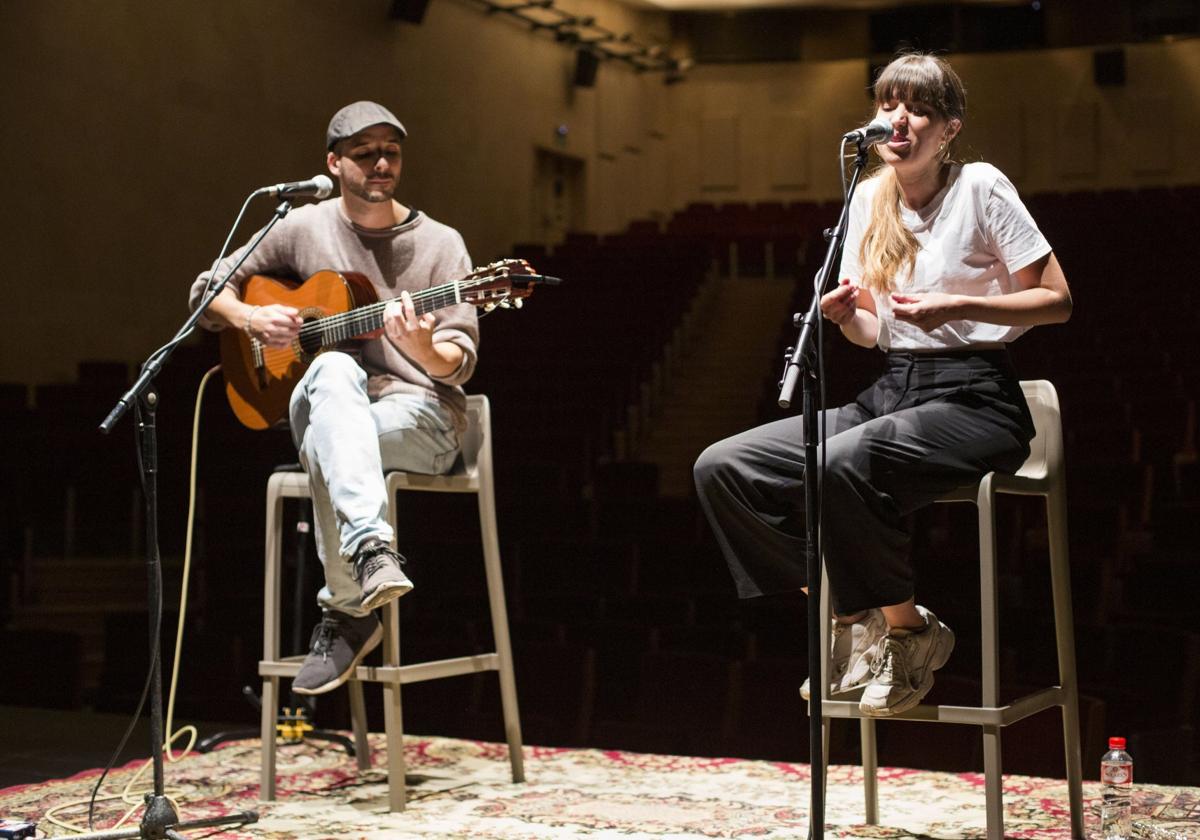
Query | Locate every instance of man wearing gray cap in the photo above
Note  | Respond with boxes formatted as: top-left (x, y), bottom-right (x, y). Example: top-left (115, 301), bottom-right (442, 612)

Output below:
top-left (188, 101), bottom-right (479, 695)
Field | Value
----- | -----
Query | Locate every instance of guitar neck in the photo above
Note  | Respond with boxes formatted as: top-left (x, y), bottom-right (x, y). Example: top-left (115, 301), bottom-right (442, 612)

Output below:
top-left (317, 280), bottom-right (464, 345)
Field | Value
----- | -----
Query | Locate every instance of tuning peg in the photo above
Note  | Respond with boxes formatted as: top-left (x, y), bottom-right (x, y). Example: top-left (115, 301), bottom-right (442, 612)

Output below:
top-left (513, 299), bottom-right (524, 309)
top-left (499, 300), bottom-right (511, 309)
top-left (484, 303), bottom-right (496, 312)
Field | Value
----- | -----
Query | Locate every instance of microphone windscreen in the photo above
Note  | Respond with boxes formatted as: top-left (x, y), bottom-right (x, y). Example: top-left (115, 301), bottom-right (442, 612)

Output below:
top-left (865, 118), bottom-right (892, 143)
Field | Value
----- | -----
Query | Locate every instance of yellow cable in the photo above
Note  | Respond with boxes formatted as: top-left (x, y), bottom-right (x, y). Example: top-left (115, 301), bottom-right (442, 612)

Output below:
top-left (163, 364), bottom-right (221, 758)
top-left (45, 365), bottom-right (220, 834)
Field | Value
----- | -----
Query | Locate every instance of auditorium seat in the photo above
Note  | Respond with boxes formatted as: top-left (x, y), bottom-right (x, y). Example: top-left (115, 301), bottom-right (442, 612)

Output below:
top-left (569, 620), bottom-right (660, 726)
top-left (499, 640), bottom-right (597, 747)
top-left (658, 623), bottom-right (756, 659)
top-left (1, 628), bottom-right (84, 709)
top-left (507, 537), bottom-right (635, 601)
top-left (590, 649), bottom-right (740, 757)
top-left (729, 655), bottom-right (809, 761)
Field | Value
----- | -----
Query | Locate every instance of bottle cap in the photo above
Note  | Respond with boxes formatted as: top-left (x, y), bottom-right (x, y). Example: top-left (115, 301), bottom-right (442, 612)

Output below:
top-left (1109, 736), bottom-right (1126, 750)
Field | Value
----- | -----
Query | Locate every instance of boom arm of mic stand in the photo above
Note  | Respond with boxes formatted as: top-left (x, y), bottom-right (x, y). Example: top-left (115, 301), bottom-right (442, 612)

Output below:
top-left (99, 198), bottom-right (294, 434)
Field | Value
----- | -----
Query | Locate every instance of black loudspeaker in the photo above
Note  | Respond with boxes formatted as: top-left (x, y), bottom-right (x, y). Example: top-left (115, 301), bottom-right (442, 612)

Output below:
top-left (574, 49), bottom-right (599, 88)
top-left (1093, 47), bottom-right (1125, 86)
top-left (389, 0), bottom-right (429, 24)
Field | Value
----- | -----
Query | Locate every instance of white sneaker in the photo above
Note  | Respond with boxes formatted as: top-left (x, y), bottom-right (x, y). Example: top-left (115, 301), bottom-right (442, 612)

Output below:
top-left (800, 609), bottom-right (887, 700)
top-left (859, 605), bottom-right (954, 717)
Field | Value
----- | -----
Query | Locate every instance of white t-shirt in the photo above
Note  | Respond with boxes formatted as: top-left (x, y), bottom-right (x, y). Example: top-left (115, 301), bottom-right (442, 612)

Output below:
top-left (838, 161), bottom-right (1052, 351)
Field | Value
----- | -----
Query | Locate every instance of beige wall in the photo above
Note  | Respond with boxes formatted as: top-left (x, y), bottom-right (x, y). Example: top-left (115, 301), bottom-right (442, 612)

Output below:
top-left (2, 0), bottom-right (1196, 383)
top-left (666, 40), bottom-right (1200, 205)
top-left (0, 0), bottom-right (672, 383)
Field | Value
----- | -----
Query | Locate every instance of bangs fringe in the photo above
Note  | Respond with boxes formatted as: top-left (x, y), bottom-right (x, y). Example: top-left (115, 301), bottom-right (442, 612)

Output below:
top-left (873, 55), bottom-right (964, 120)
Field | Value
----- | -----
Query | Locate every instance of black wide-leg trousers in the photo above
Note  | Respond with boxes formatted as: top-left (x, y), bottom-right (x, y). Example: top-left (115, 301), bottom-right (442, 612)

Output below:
top-left (693, 349), bottom-right (1035, 614)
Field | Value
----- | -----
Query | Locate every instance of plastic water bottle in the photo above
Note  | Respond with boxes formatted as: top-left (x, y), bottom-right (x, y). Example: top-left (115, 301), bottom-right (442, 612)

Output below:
top-left (1100, 736), bottom-right (1133, 840)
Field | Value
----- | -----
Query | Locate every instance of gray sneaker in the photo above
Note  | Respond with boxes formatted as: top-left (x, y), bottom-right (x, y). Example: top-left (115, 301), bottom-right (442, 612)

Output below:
top-left (859, 606), bottom-right (955, 717)
top-left (293, 610), bottom-right (382, 695)
top-left (800, 609), bottom-right (887, 700)
top-left (353, 538), bottom-right (413, 611)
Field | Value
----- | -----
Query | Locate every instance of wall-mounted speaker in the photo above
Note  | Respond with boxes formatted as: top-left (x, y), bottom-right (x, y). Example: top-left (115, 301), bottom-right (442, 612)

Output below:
top-left (1093, 47), bottom-right (1125, 86)
top-left (574, 49), bottom-right (599, 88)
top-left (389, 0), bottom-right (429, 24)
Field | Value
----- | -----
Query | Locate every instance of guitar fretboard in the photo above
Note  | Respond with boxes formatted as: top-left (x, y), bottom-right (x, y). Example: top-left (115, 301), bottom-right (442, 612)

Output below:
top-left (315, 281), bottom-right (463, 346)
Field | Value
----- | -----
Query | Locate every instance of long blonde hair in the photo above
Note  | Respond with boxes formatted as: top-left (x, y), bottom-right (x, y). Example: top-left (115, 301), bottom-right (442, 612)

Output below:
top-left (859, 54), bottom-right (966, 293)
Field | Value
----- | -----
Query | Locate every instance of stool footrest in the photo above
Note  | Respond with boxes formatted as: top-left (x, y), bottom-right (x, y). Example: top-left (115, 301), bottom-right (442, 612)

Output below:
top-left (814, 686), bottom-right (1065, 726)
top-left (260, 652), bottom-right (502, 685)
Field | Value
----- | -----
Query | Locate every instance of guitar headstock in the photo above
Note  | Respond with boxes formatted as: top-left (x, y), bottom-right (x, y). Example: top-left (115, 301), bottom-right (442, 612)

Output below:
top-left (460, 259), bottom-right (560, 312)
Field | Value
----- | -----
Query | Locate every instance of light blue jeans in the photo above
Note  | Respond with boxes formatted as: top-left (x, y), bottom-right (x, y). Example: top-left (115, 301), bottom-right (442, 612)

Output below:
top-left (289, 352), bottom-right (461, 617)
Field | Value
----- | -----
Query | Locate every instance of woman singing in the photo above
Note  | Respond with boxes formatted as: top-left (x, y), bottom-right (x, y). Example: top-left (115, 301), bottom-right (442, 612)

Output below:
top-left (693, 52), bottom-right (1072, 717)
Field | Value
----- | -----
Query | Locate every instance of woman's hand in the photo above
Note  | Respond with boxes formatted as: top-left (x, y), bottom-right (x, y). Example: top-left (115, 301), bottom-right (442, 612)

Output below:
top-left (894, 253), bottom-right (1072, 330)
top-left (890, 292), bottom-right (963, 331)
top-left (821, 278), bottom-right (859, 325)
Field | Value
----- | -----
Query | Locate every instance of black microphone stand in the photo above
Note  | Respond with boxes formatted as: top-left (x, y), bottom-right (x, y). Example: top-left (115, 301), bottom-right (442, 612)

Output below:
top-left (777, 139), bottom-right (871, 840)
top-left (88, 197), bottom-right (296, 840)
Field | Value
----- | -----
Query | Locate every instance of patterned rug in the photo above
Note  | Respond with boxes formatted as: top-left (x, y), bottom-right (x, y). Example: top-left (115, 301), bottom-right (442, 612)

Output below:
top-left (3, 735), bottom-right (1198, 839)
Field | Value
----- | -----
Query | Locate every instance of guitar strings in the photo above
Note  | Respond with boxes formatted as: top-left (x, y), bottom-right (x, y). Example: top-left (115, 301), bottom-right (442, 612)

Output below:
top-left (250, 276), bottom-right (495, 367)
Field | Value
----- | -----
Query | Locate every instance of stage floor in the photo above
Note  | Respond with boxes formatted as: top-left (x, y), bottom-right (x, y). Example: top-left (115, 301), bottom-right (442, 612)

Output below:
top-left (2, 706), bottom-right (1198, 839)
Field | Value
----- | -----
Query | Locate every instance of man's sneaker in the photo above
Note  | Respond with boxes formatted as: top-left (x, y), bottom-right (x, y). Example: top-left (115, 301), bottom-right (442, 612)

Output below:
top-left (859, 605), bottom-right (955, 717)
top-left (293, 610), bottom-right (382, 696)
top-left (353, 538), bottom-right (413, 611)
top-left (800, 609), bottom-right (887, 700)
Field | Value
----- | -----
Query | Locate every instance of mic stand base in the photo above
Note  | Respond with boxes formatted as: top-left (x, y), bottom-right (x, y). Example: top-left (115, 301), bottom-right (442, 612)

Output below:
top-left (56, 801), bottom-right (258, 840)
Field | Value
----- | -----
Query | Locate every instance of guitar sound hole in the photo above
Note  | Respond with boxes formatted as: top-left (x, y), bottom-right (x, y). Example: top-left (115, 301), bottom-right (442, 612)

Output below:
top-left (298, 317), bottom-right (323, 357)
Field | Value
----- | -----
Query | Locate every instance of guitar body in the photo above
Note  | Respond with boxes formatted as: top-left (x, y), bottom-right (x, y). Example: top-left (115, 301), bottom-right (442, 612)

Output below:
top-left (219, 270), bottom-right (378, 430)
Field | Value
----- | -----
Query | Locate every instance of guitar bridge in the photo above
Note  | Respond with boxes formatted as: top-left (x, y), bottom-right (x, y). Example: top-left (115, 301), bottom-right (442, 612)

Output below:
top-left (249, 337), bottom-right (270, 389)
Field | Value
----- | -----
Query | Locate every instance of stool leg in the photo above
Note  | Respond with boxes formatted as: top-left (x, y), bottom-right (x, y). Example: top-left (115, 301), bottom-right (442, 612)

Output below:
top-left (983, 724), bottom-right (1004, 840)
top-left (478, 467), bottom-right (525, 783)
top-left (977, 477), bottom-right (1005, 840)
top-left (1047, 489), bottom-right (1085, 839)
top-left (977, 477), bottom-right (1000, 711)
top-left (260, 676), bottom-right (278, 801)
top-left (861, 718), bottom-right (878, 825)
top-left (382, 600), bottom-right (407, 811)
top-left (260, 481), bottom-right (286, 802)
top-left (348, 680), bottom-right (370, 772)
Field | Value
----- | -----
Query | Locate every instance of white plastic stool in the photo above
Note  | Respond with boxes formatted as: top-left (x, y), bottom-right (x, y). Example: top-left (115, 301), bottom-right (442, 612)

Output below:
top-left (815, 380), bottom-right (1085, 840)
top-left (258, 394), bottom-right (524, 811)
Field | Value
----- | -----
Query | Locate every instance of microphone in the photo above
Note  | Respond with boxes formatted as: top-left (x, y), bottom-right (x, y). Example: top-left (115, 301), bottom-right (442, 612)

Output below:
top-left (257, 174), bottom-right (334, 199)
top-left (843, 118), bottom-right (893, 146)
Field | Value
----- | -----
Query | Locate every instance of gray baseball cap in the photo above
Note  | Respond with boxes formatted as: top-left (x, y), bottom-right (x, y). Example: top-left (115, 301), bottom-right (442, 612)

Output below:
top-left (326, 101), bottom-right (407, 150)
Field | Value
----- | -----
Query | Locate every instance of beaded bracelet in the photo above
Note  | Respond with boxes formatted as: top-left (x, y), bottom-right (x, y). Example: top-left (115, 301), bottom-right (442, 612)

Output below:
top-left (243, 305), bottom-right (262, 333)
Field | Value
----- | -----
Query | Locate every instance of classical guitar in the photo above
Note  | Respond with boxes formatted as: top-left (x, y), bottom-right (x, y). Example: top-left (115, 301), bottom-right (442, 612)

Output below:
top-left (219, 259), bottom-right (553, 430)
